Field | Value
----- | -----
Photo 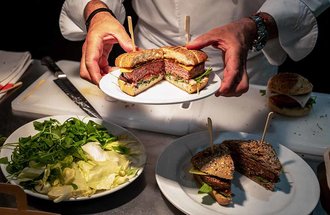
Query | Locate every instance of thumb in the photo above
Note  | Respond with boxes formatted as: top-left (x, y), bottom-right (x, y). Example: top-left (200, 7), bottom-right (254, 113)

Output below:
top-left (112, 28), bottom-right (137, 53)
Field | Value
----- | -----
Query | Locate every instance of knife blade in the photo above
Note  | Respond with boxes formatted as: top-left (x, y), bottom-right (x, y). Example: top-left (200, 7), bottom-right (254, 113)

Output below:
top-left (41, 56), bottom-right (102, 119)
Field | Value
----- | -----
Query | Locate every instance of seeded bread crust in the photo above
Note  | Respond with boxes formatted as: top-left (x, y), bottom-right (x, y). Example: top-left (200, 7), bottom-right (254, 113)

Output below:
top-left (223, 140), bottom-right (282, 174)
top-left (267, 72), bottom-right (313, 95)
top-left (191, 144), bottom-right (234, 180)
top-left (222, 139), bottom-right (282, 191)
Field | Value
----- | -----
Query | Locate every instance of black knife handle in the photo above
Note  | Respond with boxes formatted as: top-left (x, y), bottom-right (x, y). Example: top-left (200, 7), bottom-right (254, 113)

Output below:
top-left (41, 56), bottom-right (65, 77)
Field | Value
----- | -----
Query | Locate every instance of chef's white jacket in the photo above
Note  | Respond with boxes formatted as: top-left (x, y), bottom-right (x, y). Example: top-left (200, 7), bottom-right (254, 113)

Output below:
top-left (59, 0), bottom-right (329, 85)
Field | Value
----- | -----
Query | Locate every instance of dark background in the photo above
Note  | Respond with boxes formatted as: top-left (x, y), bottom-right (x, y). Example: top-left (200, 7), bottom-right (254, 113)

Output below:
top-left (1, 0), bottom-right (329, 93)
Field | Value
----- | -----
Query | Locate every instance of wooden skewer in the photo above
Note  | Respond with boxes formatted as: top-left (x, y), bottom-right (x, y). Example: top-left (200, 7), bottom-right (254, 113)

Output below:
top-left (207, 117), bottom-right (214, 153)
top-left (127, 16), bottom-right (136, 51)
top-left (260, 112), bottom-right (274, 143)
top-left (184, 16), bottom-right (191, 44)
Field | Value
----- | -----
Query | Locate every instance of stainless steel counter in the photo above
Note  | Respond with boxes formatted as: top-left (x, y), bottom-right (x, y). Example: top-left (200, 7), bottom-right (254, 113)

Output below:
top-left (0, 60), bottom-right (327, 214)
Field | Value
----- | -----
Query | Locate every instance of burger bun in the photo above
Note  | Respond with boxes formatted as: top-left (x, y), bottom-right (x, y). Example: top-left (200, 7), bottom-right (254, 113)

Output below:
top-left (267, 72), bottom-right (314, 117)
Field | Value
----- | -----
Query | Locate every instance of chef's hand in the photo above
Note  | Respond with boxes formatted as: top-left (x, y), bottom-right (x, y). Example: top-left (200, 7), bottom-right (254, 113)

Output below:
top-left (186, 17), bottom-right (257, 97)
top-left (81, 1), bottom-right (134, 85)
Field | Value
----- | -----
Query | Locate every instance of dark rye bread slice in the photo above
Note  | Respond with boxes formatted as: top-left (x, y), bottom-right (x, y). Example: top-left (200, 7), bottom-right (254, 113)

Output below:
top-left (222, 140), bottom-right (282, 191)
top-left (191, 144), bottom-right (234, 180)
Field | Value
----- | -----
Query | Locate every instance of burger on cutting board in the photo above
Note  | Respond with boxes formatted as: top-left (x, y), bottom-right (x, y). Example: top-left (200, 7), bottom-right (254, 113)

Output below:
top-left (267, 72), bottom-right (316, 117)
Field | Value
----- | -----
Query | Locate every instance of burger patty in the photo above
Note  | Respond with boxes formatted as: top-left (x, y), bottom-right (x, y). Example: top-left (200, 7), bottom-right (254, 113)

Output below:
top-left (269, 94), bottom-right (306, 108)
top-left (121, 59), bottom-right (165, 83)
top-left (164, 59), bottom-right (205, 79)
top-left (200, 175), bottom-right (231, 192)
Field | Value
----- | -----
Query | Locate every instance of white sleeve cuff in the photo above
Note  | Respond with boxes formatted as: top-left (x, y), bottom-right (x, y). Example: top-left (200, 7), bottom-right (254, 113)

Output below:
top-left (59, 0), bottom-right (126, 41)
top-left (259, 0), bottom-right (323, 65)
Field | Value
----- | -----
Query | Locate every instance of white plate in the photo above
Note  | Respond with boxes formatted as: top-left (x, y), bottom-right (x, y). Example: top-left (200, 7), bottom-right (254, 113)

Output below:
top-left (99, 69), bottom-right (221, 104)
top-left (156, 131), bottom-right (320, 215)
top-left (0, 115), bottom-right (146, 201)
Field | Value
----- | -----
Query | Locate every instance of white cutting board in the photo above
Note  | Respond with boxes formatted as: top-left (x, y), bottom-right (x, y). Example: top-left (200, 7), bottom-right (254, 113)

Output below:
top-left (11, 60), bottom-right (330, 158)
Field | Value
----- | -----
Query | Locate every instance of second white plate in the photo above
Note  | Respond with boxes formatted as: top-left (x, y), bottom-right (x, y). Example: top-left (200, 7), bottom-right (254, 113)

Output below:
top-left (156, 131), bottom-right (320, 215)
top-left (99, 69), bottom-right (221, 104)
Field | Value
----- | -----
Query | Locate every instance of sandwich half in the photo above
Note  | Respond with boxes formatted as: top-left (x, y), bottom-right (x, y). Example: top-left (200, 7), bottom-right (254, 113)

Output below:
top-left (115, 49), bottom-right (165, 96)
top-left (190, 144), bottom-right (234, 205)
top-left (222, 139), bottom-right (282, 191)
top-left (162, 46), bottom-right (211, 94)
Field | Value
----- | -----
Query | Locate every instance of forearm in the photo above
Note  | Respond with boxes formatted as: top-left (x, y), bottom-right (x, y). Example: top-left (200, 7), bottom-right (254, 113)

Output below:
top-left (84, 0), bottom-right (110, 21)
top-left (59, 0), bottom-right (126, 41)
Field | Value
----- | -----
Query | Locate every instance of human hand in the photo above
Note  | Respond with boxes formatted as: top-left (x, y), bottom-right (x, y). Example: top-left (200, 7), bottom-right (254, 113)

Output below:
top-left (186, 17), bottom-right (257, 97)
top-left (81, 3), bottom-right (134, 85)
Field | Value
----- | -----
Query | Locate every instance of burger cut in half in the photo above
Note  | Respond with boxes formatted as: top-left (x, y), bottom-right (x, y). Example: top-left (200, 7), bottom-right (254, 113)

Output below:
top-left (267, 72), bottom-right (315, 117)
top-left (115, 49), bottom-right (165, 96)
top-left (114, 46), bottom-right (212, 96)
top-left (161, 46), bottom-right (211, 94)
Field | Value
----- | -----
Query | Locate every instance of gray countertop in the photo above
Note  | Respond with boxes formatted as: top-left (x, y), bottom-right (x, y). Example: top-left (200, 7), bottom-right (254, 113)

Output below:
top-left (0, 60), bottom-right (327, 215)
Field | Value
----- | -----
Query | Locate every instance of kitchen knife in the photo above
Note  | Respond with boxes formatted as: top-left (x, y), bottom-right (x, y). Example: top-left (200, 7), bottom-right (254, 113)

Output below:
top-left (41, 56), bottom-right (102, 119)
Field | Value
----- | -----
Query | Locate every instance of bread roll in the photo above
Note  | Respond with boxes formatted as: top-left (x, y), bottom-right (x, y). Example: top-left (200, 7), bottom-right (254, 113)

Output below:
top-left (161, 46), bottom-right (208, 66)
top-left (267, 72), bottom-right (313, 95)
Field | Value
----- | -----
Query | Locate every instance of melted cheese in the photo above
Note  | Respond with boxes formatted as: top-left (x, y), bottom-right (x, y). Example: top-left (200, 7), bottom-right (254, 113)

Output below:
top-left (267, 90), bottom-right (312, 107)
top-left (178, 64), bottom-right (193, 71)
top-left (120, 68), bottom-right (133, 73)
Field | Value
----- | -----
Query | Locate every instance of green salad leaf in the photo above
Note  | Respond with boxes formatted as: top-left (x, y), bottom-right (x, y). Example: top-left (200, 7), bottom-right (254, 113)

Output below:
top-left (194, 67), bottom-right (213, 83)
top-left (0, 117), bottom-right (143, 202)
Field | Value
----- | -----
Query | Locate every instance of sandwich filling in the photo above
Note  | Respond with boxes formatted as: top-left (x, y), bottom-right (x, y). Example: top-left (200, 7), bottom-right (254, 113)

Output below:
top-left (119, 59), bottom-right (165, 87)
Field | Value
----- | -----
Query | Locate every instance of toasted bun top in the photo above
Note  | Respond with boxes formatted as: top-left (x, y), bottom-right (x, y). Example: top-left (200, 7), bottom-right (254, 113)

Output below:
top-left (115, 49), bottom-right (163, 68)
top-left (267, 72), bottom-right (313, 95)
top-left (191, 144), bottom-right (234, 180)
top-left (161, 46), bottom-right (208, 66)
top-left (115, 46), bottom-right (208, 68)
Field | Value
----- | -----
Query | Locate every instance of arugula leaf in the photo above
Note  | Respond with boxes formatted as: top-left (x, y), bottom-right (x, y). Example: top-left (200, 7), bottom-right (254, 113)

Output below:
top-left (307, 96), bottom-right (317, 107)
top-left (5, 117), bottom-right (119, 177)
top-left (0, 157), bottom-right (8, 164)
top-left (194, 68), bottom-right (212, 83)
